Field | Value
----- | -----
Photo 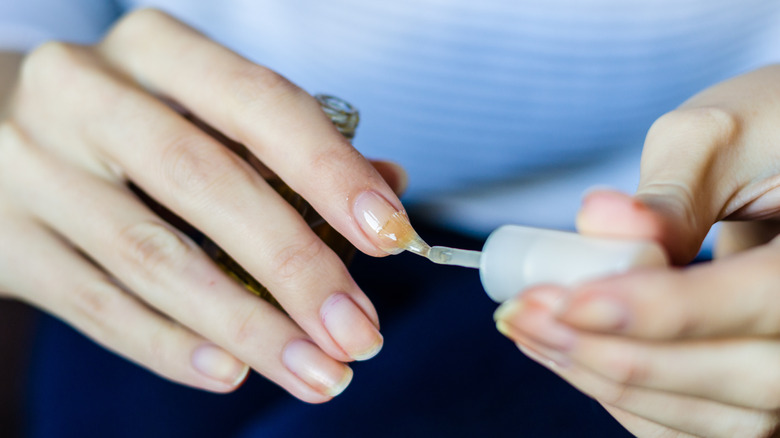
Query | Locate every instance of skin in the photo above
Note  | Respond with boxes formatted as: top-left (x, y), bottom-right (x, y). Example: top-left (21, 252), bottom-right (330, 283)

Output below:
top-left (0, 9), bottom-right (407, 403)
top-left (496, 65), bottom-right (780, 437)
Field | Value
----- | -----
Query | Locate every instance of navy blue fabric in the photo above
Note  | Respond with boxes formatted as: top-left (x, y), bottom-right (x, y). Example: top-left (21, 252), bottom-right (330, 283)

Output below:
top-left (25, 225), bottom-right (631, 437)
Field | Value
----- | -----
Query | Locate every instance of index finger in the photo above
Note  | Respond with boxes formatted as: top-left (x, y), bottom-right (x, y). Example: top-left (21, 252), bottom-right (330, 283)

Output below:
top-left (98, 9), bottom-right (410, 256)
top-left (555, 243), bottom-right (780, 339)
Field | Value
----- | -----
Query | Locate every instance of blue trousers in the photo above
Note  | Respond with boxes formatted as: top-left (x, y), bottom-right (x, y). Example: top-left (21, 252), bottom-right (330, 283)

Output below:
top-left (25, 225), bottom-right (631, 437)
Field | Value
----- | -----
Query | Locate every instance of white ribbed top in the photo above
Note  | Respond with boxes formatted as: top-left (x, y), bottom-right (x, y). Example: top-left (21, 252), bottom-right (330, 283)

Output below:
top-left (2, 0), bottom-right (780, 233)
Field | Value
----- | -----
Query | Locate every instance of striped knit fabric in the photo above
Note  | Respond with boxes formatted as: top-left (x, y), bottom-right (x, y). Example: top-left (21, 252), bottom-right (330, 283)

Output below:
top-left (2, 0), bottom-right (780, 232)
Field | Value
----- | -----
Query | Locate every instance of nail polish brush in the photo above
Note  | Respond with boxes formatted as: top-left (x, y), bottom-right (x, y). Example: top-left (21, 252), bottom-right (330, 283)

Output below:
top-left (405, 225), bottom-right (668, 303)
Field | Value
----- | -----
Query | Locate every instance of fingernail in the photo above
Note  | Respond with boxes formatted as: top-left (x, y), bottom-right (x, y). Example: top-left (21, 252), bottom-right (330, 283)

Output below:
top-left (498, 322), bottom-right (571, 368)
top-left (493, 287), bottom-right (565, 323)
top-left (580, 185), bottom-right (619, 203)
top-left (524, 286), bottom-right (566, 311)
top-left (493, 299), bottom-right (523, 322)
top-left (192, 344), bottom-right (250, 387)
top-left (352, 191), bottom-right (421, 254)
top-left (517, 343), bottom-right (570, 368)
top-left (559, 295), bottom-right (629, 331)
top-left (283, 339), bottom-right (353, 397)
top-left (495, 319), bottom-right (517, 339)
top-left (496, 301), bottom-right (575, 351)
top-left (321, 293), bottom-right (384, 361)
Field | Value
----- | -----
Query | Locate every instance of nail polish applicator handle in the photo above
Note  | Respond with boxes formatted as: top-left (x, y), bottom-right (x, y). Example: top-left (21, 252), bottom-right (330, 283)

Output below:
top-left (475, 225), bottom-right (668, 303)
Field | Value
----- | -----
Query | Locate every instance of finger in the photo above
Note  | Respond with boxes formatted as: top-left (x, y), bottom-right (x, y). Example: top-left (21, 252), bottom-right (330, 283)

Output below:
top-left (0, 211), bottom-right (249, 394)
top-left (576, 111), bottom-right (730, 265)
top-left (715, 220), bottom-right (780, 258)
top-left (14, 41), bottom-right (384, 363)
top-left (600, 403), bottom-right (699, 438)
top-left (545, 243), bottom-right (780, 338)
top-left (576, 188), bottom-right (703, 265)
top-left (3, 126), bottom-right (353, 402)
top-left (516, 340), bottom-right (685, 437)
top-left (98, 9), bottom-right (408, 256)
top-left (578, 66), bottom-right (780, 265)
top-left (567, 334), bottom-right (780, 412)
top-left (511, 335), bottom-right (775, 438)
top-left (502, 292), bottom-right (780, 411)
top-left (499, 286), bottom-right (780, 410)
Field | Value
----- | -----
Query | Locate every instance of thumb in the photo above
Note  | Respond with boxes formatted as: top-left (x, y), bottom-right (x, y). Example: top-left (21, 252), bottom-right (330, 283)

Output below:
top-left (577, 108), bottom-right (738, 265)
top-left (579, 67), bottom-right (780, 265)
top-left (576, 188), bottom-right (708, 265)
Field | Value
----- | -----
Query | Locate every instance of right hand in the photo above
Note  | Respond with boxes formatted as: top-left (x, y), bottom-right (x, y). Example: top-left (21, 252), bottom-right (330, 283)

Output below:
top-left (0, 8), bottom-right (408, 403)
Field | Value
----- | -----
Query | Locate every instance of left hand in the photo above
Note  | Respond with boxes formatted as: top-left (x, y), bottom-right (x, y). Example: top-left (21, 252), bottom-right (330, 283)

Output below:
top-left (495, 65), bottom-right (780, 437)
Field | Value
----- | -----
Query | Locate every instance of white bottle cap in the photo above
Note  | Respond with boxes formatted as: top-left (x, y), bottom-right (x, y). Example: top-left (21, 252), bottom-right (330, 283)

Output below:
top-left (479, 225), bottom-right (668, 303)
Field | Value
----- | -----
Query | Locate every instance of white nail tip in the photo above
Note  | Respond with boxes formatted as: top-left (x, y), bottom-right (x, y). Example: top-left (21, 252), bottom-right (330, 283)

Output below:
top-left (232, 364), bottom-right (250, 386)
top-left (326, 367), bottom-right (354, 397)
top-left (351, 339), bottom-right (383, 361)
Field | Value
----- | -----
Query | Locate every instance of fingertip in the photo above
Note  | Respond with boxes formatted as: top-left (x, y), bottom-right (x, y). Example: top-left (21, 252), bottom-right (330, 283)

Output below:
top-left (577, 188), bottom-right (694, 263)
top-left (232, 364), bottom-right (251, 387)
top-left (577, 188), bottom-right (654, 237)
top-left (282, 339), bottom-right (354, 400)
top-left (290, 381), bottom-right (336, 404)
top-left (300, 394), bottom-right (335, 404)
top-left (202, 364), bottom-right (250, 394)
top-left (351, 190), bottom-right (426, 257)
top-left (320, 293), bottom-right (384, 361)
top-left (191, 344), bottom-right (251, 392)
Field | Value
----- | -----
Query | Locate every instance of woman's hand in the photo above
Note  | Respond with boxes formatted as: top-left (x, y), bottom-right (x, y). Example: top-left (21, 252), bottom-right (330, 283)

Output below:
top-left (0, 9), bottom-right (408, 403)
top-left (496, 65), bottom-right (780, 436)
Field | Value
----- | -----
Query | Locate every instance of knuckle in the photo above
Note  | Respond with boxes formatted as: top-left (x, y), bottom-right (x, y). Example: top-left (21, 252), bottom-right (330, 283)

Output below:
top-left (70, 279), bottom-right (124, 338)
top-left (669, 308), bottom-right (699, 338)
top-left (648, 106), bottom-right (739, 150)
top-left (106, 8), bottom-right (174, 44)
top-left (159, 135), bottom-right (244, 195)
top-left (602, 346), bottom-right (651, 386)
top-left (116, 220), bottom-right (193, 277)
top-left (229, 64), bottom-right (298, 107)
top-left (656, 274), bottom-right (701, 338)
top-left (228, 304), bottom-right (262, 346)
top-left (271, 234), bottom-right (326, 282)
top-left (23, 41), bottom-right (74, 72)
top-left (599, 380), bottom-right (634, 408)
top-left (660, 296), bottom-right (698, 338)
top-left (144, 323), bottom-right (176, 371)
top-left (303, 145), bottom-right (367, 197)
top-left (309, 144), bottom-right (363, 179)
top-left (226, 65), bottom-right (304, 138)
top-left (20, 41), bottom-right (90, 90)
